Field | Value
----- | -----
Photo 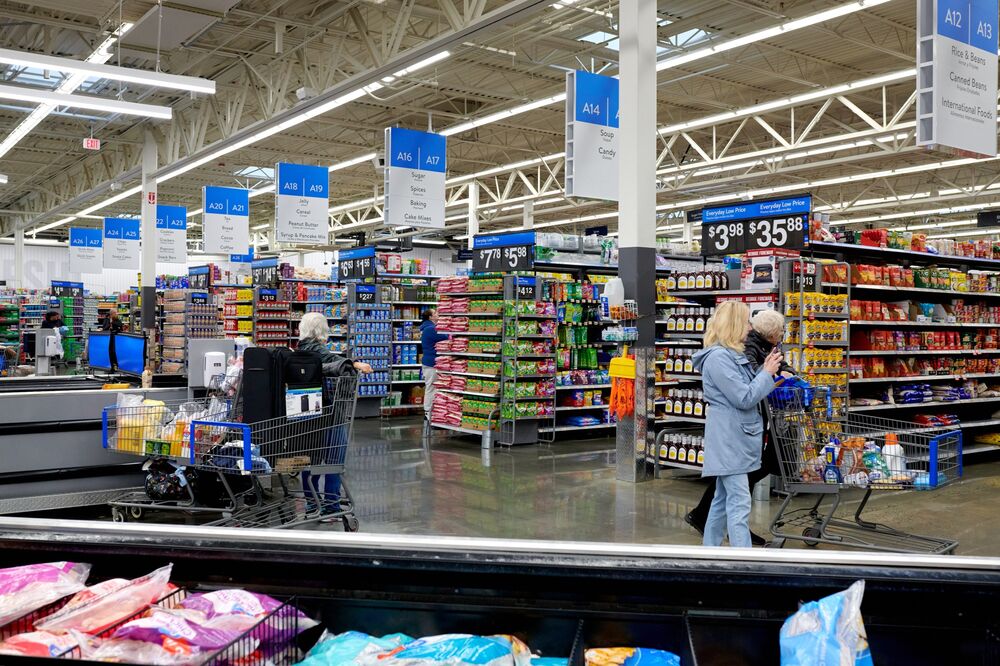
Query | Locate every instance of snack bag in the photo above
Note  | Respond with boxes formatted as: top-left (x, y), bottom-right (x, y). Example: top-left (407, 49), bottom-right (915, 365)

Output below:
top-left (0, 561), bottom-right (91, 627)
top-left (373, 634), bottom-right (534, 666)
top-left (0, 631), bottom-right (79, 658)
top-left (779, 580), bottom-right (873, 666)
top-left (585, 648), bottom-right (681, 666)
top-left (299, 631), bottom-right (413, 666)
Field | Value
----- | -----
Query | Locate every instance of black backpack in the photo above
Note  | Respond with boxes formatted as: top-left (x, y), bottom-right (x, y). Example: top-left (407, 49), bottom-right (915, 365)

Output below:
top-left (282, 349), bottom-right (324, 389)
top-left (243, 346), bottom-right (292, 422)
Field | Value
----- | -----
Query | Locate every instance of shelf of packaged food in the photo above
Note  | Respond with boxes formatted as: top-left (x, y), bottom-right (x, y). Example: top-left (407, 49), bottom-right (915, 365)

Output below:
top-left (509, 395), bottom-right (556, 402)
top-left (540, 423), bottom-right (616, 433)
top-left (556, 405), bottom-right (609, 411)
top-left (506, 374), bottom-right (554, 380)
top-left (558, 342), bottom-right (616, 349)
top-left (556, 298), bottom-right (600, 304)
top-left (658, 374), bottom-right (702, 382)
top-left (392, 318), bottom-right (421, 323)
top-left (437, 388), bottom-right (499, 399)
top-left (438, 331), bottom-right (502, 337)
top-left (504, 354), bottom-right (555, 360)
top-left (851, 348), bottom-right (1000, 357)
top-left (797, 312), bottom-right (849, 320)
top-left (655, 415), bottom-right (707, 424)
top-left (851, 395), bottom-right (1000, 412)
top-left (851, 372), bottom-right (1000, 384)
top-left (438, 351), bottom-right (499, 358)
top-left (514, 314), bottom-right (557, 320)
top-left (560, 321), bottom-right (608, 327)
top-left (438, 291), bottom-right (504, 297)
top-left (439, 312), bottom-right (502, 318)
top-left (380, 273), bottom-right (444, 279)
top-left (439, 370), bottom-right (500, 379)
top-left (827, 282), bottom-right (1000, 298)
top-left (292, 300), bottom-right (345, 304)
top-left (224, 301), bottom-right (254, 306)
top-left (853, 320), bottom-right (1000, 328)
top-left (224, 315), bottom-right (254, 319)
top-left (656, 301), bottom-right (701, 307)
top-left (393, 363), bottom-right (423, 369)
top-left (658, 333), bottom-right (704, 340)
top-left (555, 383), bottom-right (610, 390)
top-left (790, 340), bottom-right (849, 347)
top-left (808, 240), bottom-right (1000, 270)
top-left (212, 283), bottom-right (250, 288)
top-left (392, 300), bottom-right (440, 305)
top-left (668, 289), bottom-right (777, 298)
top-left (382, 404), bottom-right (424, 410)
top-left (512, 334), bottom-right (555, 340)
top-left (802, 368), bottom-right (848, 374)
top-left (645, 456), bottom-right (703, 472)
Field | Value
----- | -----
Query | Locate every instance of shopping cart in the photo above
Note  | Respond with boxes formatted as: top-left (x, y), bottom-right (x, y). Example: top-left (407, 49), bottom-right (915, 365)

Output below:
top-left (201, 374), bottom-right (360, 531)
top-left (103, 393), bottom-right (265, 523)
top-left (767, 385), bottom-right (961, 554)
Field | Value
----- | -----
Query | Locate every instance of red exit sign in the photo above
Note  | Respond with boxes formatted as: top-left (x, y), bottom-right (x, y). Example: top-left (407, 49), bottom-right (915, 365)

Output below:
top-left (82, 137), bottom-right (101, 151)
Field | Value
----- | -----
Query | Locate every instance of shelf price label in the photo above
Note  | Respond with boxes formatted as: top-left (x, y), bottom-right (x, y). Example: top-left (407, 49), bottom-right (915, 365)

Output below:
top-left (471, 231), bottom-right (535, 273)
top-left (189, 265), bottom-right (211, 290)
top-left (355, 284), bottom-right (377, 303)
top-left (515, 276), bottom-right (537, 300)
top-left (258, 288), bottom-right (278, 303)
top-left (339, 245), bottom-right (377, 281)
top-left (700, 195), bottom-right (811, 256)
top-left (51, 281), bottom-right (84, 297)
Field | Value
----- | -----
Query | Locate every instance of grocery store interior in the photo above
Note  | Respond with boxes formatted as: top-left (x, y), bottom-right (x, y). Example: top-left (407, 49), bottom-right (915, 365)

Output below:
top-left (1, 0), bottom-right (1000, 663)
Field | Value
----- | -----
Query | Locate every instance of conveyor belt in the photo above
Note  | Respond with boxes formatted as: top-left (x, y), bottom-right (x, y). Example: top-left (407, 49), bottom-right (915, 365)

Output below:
top-left (0, 375), bottom-right (112, 392)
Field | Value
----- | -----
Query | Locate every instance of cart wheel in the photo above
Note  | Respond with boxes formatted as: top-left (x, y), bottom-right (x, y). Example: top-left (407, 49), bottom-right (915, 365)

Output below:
top-left (343, 515), bottom-right (360, 533)
top-left (111, 508), bottom-right (127, 523)
top-left (128, 506), bottom-right (143, 520)
top-left (802, 526), bottom-right (822, 547)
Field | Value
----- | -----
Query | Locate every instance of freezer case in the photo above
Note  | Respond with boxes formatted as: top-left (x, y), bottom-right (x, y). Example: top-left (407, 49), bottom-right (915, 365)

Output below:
top-left (0, 517), bottom-right (998, 665)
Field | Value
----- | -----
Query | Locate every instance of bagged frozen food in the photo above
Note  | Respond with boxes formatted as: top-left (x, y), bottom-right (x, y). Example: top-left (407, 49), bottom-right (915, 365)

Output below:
top-left (297, 630), bottom-right (414, 666)
top-left (180, 589), bottom-right (317, 640)
top-left (36, 564), bottom-right (173, 635)
top-left (585, 648), bottom-right (680, 666)
top-left (372, 633), bottom-right (534, 666)
top-left (779, 580), bottom-right (873, 666)
top-left (0, 561), bottom-right (91, 627)
top-left (0, 631), bottom-right (79, 658)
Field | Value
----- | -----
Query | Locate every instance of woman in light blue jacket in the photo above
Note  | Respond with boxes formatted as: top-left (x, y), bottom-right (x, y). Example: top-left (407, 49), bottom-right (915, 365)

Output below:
top-left (691, 301), bottom-right (783, 548)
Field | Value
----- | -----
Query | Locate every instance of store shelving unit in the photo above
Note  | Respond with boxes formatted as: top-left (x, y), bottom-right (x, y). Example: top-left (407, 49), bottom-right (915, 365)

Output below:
top-left (381, 275), bottom-right (438, 414)
top-left (253, 288), bottom-right (292, 347)
top-left (0, 300), bottom-right (19, 351)
top-left (349, 283), bottom-right (391, 418)
top-left (277, 276), bottom-right (347, 353)
top-left (222, 286), bottom-right (254, 340)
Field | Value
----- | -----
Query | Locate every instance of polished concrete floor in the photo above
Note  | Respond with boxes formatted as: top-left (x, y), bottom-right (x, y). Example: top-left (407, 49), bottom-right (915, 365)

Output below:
top-left (349, 417), bottom-right (1000, 556)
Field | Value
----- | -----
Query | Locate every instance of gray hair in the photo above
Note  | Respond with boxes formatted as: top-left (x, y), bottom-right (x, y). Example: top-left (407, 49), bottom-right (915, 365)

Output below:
top-left (751, 309), bottom-right (785, 340)
top-left (298, 311), bottom-right (330, 342)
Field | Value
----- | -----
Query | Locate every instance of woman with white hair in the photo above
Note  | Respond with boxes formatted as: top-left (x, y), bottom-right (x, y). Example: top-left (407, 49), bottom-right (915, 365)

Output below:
top-left (685, 307), bottom-right (793, 546)
top-left (296, 311), bottom-right (372, 517)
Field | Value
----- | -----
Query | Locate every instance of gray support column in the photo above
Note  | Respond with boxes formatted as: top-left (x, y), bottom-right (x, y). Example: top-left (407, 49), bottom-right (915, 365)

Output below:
top-left (13, 227), bottom-right (23, 288)
top-left (140, 129), bottom-right (157, 332)
top-left (467, 181), bottom-right (479, 250)
top-left (523, 199), bottom-right (534, 229)
top-left (616, 0), bottom-right (657, 483)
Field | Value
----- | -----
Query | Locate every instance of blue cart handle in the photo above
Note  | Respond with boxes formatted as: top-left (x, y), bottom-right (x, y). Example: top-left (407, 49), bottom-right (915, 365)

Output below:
top-left (189, 420), bottom-right (253, 473)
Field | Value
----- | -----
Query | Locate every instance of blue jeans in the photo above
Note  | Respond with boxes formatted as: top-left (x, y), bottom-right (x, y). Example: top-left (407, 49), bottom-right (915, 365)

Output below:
top-left (301, 471), bottom-right (341, 510)
top-left (703, 474), bottom-right (752, 548)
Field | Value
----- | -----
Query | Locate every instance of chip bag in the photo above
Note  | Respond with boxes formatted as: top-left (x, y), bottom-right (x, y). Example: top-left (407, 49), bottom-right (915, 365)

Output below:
top-left (779, 580), bottom-right (873, 666)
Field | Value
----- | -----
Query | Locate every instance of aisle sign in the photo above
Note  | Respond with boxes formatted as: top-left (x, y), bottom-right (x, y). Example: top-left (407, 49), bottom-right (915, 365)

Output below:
top-left (275, 162), bottom-right (329, 244)
top-left (103, 217), bottom-right (141, 269)
top-left (917, 0), bottom-right (999, 157)
top-left (471, 231), bottom-right (535, 273)
top-left (383, 127), bottom-right (447, 229)
top-left (339, 245), bottom-right (377, 281)
top-left (230, 247), bottom-right (254, 263)
top-left (68, 227), bottom-right (103, 274)
top-left (700, 195), bottom-right (811, 257)
top-left (565, 70), bottom-right (619, 201)
top-left (155, 204), bottom-right (187, 264)
top-left (202, 186), bottom-right (249, 254)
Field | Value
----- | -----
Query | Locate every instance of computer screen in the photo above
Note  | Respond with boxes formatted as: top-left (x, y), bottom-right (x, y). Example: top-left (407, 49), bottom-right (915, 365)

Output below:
top-left (114, 333), bottom-right (147, 376)
top-left (88, 332), bottom-right (113, 371)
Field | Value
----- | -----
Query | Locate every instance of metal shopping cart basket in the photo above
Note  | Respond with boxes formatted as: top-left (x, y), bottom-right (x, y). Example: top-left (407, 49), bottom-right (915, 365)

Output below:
top-left (201, 374), bottom-right (360, 531)
top-left (102, 391), bottom-right (265, 523)
top-left (767, 385), bottom-right (961, 554)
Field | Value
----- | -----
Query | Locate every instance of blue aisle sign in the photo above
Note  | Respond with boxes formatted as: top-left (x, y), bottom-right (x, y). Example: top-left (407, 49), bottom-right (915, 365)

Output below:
top-left (103, 217), bottom-right (141, 269)
top-left (275, 162), bottom-right (329, 245)
top-left (230, 247), bottom-right (254, 263)
top-left (566, 70), bottom-right (619, 201)
top-left (700, 195), bottom-right (811, 257)
top-left (917, 0), bottom-right (998, 156)
top-left (155, 204), bottom-right (187, 264)
top-left (383, 127), bottom-right (447, 229)
top-left (202, 186), bottom-right (249, 254)
top-left (69, 227), bottom-right (104, 275)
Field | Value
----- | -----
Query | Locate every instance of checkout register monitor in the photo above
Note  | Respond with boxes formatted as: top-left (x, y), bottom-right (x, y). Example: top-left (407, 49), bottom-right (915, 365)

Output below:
top-left (88, 332), bottom-right (113, 372)
top-left (112, 333), bottom-right (146, 376)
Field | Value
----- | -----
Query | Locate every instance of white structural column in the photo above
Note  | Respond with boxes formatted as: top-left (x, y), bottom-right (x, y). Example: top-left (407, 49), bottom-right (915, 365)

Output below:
top-left (467, 181), bottom-right (479, 250)
top-left (616, 0), bottom-right (658, 483)
top-left (140, 129), bottom-right (157, 331)
top-left (523, 200), bottom-right (534, 229)
top-left (13, 227), bottom-right (23, 288)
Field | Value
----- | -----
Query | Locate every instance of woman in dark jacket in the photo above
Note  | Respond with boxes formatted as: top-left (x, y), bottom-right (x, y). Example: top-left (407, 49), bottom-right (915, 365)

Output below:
top-left (296, 312), bottom-right (371, 516)
top-left (685, 309), bottom-right (793, 545)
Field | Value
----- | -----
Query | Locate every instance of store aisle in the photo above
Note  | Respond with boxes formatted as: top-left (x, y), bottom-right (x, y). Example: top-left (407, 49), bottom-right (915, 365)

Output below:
top-left (350, 417), bottom-right (1000, 555)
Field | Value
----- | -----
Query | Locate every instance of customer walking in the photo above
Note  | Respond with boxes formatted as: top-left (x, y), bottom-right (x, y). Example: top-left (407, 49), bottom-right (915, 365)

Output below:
top-left (691, 301), bottom-right (782, 548)
top-left (419, 308), bottom-right (448, 420)
top-left (685, 309), bottom-right (794, 544)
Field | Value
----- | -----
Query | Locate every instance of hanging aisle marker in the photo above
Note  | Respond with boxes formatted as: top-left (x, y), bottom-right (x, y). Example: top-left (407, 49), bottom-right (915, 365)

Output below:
top-left (565, 70), bottom-right (620, 201)
top-left (383, 127), bottom-right (447, 229)
top-left (103, 217), bottom-right (140, 269)
top-left (202, 186), bottom-right (249, 254)
top-left (275, 162), bottom-right (329, 244)
top-left (155, 205), bottom-right (187, 264)
top-left (69, 227), bottom-right (103, 274)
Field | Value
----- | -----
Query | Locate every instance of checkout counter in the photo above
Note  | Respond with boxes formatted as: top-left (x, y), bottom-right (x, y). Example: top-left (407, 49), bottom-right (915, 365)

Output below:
top-left (0, 519), bottom-right (997, 664)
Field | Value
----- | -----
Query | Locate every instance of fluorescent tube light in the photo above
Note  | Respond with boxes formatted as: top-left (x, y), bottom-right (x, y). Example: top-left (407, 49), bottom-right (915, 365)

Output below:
top-left (0, 47), bottom-right (215, 94)
top-left (0, 84), bottom-right (171, 119)
top-left (330, 152), bottom-right (377, 172)
top-left (442, 94), bottom-right (566, 136)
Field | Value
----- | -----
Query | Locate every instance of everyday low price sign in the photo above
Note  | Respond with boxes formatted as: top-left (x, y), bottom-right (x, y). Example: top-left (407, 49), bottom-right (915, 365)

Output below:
top-left (275, 162), bottom-right (329, 244)
top-left (700, 195), bottom-right (810, 256)
top-left (471, 231), bottom-right (535, 273)
top-left (203, 186), bottom-right (249, 254)
top-left (339, 245), bottom-right (377, 281)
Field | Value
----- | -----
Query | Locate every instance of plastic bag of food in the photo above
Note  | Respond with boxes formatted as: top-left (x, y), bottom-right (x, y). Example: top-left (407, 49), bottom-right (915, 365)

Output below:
top-left (371, 634), bottom-right (534, 666)
top-left (0, 631), bottom-right (80, 658)
top-left (779, 580), bottom-right (873, 666)
top-left (180, 589), bottom-right (316, 640)
top-left (0, 562), bottom-right (91, 627)
top-left (36, 564), bottom-right (173, 635)
top-left (585, 648), bottom-right (680, 666)
top-left (298, 631), bottom-right (414, 666)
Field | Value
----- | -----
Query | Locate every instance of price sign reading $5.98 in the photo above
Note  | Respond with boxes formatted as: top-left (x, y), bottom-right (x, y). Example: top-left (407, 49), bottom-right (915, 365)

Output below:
top-left (472, 244), bottom-right (533, 273)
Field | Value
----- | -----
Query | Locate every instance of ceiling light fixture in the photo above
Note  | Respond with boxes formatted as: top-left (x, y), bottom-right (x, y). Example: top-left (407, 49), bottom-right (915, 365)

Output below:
top-left (0, 84), bottom-right (172, 119)
top-left (442, 94), bottom-right (566, 136)
top-left (0, 46), bottom-right (215, 94)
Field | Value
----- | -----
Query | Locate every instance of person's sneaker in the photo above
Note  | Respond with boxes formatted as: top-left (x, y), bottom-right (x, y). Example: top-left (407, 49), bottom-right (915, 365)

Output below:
top-left (750, 531), bottom-right (768, 547)
top-left (684, 511), bottom-right (705, 536)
